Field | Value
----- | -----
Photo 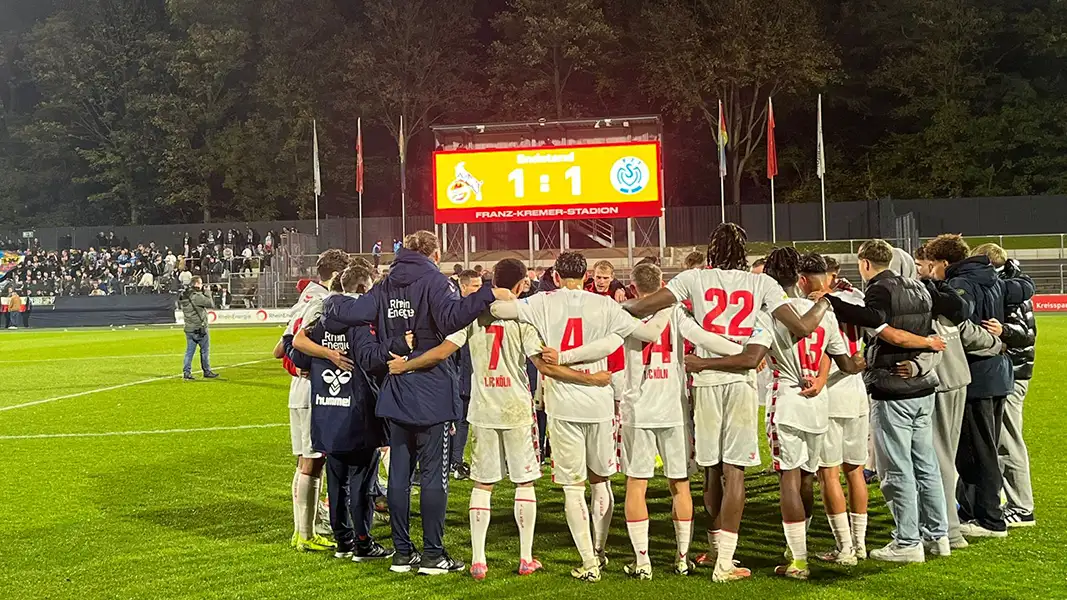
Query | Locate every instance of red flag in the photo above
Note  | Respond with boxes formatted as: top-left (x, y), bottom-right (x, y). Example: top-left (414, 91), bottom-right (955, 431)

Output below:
top-left (767, 97), bottom-right (778, 180)
top-left (356, 117), bottom-right (364, 194)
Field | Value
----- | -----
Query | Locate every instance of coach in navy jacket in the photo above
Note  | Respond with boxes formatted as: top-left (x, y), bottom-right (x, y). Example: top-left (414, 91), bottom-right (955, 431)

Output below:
top-left (322, 231), bottom-right (502, 573)
top-left (324, 249), bottom-right (497, 425)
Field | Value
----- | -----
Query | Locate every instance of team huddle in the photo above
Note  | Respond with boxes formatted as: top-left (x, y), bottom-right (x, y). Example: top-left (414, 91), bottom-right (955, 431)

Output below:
top-left (273, 223), bottom-right (1036, 583)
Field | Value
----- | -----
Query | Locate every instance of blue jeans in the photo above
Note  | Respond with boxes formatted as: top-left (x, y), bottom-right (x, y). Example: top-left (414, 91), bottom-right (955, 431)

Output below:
top-left (871, 394), bottom-right (947, 546)
top-left (183, 330), bottom-right (211, 375)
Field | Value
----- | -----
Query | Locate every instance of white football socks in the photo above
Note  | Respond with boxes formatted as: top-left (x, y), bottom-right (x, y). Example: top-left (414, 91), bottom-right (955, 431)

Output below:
top-left (783, 521), bottom-right (808, 564)
top-left (469, 487), bottom-right (492, 565)
top-left (827, 512), bottom-right (854, 554)
top-left (296, 473), bottom-right (321, 539)
top-left (563, 485), bottom-right (597, 568)
top-left (291, 469), bottom-right (301, 534)
top-left (850, 512), bottom-right (868, 550)
top-left (590, 481), bottom-right (614, 554)
top-left (716, 530), bottom-right (739, 571)
top-left (673, 519), bottom-right (692, 562)
top-left (627, 519), bottom-right (651, 566)
top-left (515, 486), bottom-right (537, 562)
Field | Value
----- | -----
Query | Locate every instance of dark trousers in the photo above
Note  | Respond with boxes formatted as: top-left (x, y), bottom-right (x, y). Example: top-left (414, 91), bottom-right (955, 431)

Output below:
top-left (325, 449), bottom-right (380, 544)
top-left (956, 396), bottom-right (1007, 531)
top-left (450, 395), bottom-right (471, 467)
top-left (387, 420), bottom-right (451, 557)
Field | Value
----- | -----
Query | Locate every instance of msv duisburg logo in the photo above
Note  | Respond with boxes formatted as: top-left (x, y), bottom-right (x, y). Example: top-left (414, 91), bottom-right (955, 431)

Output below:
top-left (322, 369), bottom-right (353, 396)
top-left (610, 156), bottom-right (649, 195)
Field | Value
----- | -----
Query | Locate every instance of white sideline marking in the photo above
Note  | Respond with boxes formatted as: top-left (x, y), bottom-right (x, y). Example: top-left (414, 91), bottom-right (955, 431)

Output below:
top-left (0, 359), bottom-right (273, 412)
top-left (0, 351), bottom-right (265, 364)
top-left (0, 423), bottom-right (286, 441)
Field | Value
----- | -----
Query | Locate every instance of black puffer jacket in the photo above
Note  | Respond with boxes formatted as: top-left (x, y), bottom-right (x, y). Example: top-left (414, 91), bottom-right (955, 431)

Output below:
top-left (999, 259), bottom-right (1037, 381)
top-left (861, 270), bottom-right (940, 400)
top-left (946, 256), bottom-right (1034, 398)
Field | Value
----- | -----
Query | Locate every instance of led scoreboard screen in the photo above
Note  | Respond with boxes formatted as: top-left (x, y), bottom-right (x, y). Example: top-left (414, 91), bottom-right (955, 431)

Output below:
top-left (432, 141), bottom-right (662, 224)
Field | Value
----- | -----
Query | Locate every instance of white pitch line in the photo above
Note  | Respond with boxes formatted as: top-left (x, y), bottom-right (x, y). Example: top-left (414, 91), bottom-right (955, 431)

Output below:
top-left (0, 359), bottom-right (273, 412)
top-left (0, 351), bottom-right (266, 364)
top-left (0, 423), bottom-right (286, 440)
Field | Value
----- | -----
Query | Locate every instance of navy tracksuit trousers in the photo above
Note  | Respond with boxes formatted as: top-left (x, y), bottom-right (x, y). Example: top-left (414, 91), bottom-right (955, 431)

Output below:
top-left (325, 448), bottom-right (381, 544)
top-left (387, 420), bottom-right (451, 557)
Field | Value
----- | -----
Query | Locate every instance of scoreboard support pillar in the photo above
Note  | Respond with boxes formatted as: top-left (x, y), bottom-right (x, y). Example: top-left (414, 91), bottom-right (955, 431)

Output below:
top-left (528, 222), bottom-right (534, 267)
top-left (659, 212), bottom-right (666, 263)
top-left (627, 218), bottom-right (634, 267)
top-left (463, 223), bottom-right (470, 267)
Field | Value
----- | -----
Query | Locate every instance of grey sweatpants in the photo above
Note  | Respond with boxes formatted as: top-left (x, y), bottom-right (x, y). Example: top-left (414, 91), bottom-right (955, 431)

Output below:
top-left (932, 387), bottom-right (967, 544)
top-left (999, 379), bottom-right (1033, 513)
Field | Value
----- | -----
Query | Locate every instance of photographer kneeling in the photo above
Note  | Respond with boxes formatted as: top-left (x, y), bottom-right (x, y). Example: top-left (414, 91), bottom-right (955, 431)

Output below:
top-left (180, 276), bottom-right (218, 380)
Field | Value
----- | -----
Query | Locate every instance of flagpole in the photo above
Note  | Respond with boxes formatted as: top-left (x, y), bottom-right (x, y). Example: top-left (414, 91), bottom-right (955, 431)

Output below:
top-left (399, 115), bottom-right (407, 238)
top-left (719, 175), bottom-right (726, 224)
top-left (718, 99), bottom-right (727, 224)
top-left (817, 94), bottom-right (827, 241)
top-left (313, 119), bottom-right (321, 237)
top-left (820, 177), bottom-right (827, 241)
top-left (770, 178), bottom-right (777, 243)
top-left (357, 117), bottom-right (364, 252)
top-left (767, 96), bottom-right (778, 243)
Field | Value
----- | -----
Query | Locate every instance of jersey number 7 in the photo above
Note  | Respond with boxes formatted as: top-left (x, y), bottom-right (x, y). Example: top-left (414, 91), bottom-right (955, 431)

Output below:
top-left (487, 324), bottom-right (504, 370)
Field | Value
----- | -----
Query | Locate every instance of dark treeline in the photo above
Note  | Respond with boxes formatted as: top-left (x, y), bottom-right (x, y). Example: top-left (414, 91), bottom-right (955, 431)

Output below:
top-left (1, 0), bottom-right (1065, 228)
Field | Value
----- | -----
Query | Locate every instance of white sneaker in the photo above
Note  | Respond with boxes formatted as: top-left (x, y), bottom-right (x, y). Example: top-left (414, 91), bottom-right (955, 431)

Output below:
top-left (923, 537), bottom-right (951, 557)
top-left (870, 541), bottom-right (925, 564)
top-left (950, 537), bottom-right (969, 550)
top-left (816, 546), bottom-right (858, 566)
top-left (960, 521), bottom-right (1008, 539)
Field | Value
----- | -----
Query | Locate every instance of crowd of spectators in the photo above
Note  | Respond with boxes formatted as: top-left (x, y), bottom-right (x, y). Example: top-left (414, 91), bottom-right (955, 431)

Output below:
top-left (0, 226), bottom-right (281, 300)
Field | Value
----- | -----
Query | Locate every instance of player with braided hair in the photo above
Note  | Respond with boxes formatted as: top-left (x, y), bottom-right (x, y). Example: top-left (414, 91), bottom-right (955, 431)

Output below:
top-left (706, 222), bottom-right (750, 271)
top-left (622, 225), bottom-right (832, 583)
top-left (686, 248), bottom-right (865, 580)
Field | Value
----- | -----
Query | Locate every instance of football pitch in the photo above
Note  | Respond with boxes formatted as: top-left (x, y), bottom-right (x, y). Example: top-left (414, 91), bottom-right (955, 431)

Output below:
top-left (1, 322), bottom-right (1065, 600)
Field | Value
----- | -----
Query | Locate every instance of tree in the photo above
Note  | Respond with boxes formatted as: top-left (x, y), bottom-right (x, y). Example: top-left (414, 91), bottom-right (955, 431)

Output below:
top-left (489, 0), bottom-right (618, 119)
top-left (640, 0), bottom-right (837, 211)
top-left (17, 0), bottom-right (172, 225)
top-left (341, 0), bottom-right (481, 218)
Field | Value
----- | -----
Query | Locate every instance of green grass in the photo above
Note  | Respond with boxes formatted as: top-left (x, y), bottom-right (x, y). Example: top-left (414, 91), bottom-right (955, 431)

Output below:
top-left (2, 321), bottom-right (1066, 599)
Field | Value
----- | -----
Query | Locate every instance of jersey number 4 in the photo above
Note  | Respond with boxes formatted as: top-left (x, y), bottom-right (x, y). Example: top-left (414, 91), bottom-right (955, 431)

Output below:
top-left (703, 288), bottom-right (755, 336)
top-left (641, 324), bottom-right (672, 365)
top-left (561, 318), bottom-right (583, 351)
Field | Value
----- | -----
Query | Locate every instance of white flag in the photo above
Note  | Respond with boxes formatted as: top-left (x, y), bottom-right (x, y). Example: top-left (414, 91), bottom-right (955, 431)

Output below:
top-left (816, 94), bottom-right (825, 180)
top-left (313, 119), bottom-right (322, 196)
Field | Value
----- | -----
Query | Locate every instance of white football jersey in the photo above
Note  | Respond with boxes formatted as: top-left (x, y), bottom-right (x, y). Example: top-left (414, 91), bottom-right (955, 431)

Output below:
top-left (516, 288), bottom-right (642, 423)
top-left (761, 297), bottom-right (848, 434)
top-left (827, 288), bottom-right (869, 419)
top-left (667, 268), bottom-right (791, 386)
top-left (283, 281), bottom-right (330, 409)
top-left (447, 315), bottom-right (543, 429)
top-left (283, 281), bottom-right (330, 338)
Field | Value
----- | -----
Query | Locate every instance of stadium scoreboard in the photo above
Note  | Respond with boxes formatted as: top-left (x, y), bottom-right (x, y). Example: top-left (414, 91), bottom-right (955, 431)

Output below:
top-left (432, 141), bottom-right (662, 224)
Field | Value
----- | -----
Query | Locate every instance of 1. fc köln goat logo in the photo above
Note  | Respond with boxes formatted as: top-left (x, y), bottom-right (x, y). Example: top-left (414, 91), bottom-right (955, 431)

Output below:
top-left (321, 369), bottom-right (352, 396)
